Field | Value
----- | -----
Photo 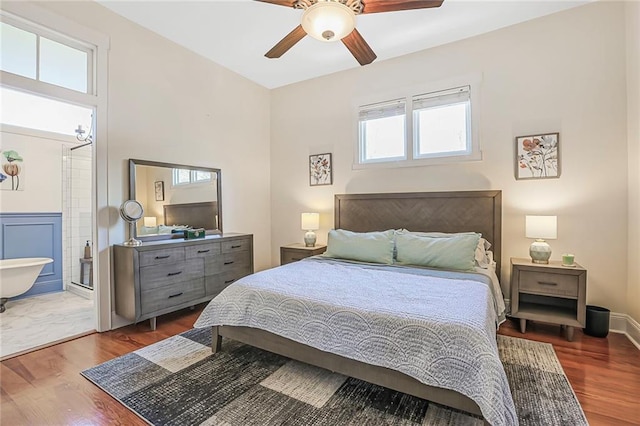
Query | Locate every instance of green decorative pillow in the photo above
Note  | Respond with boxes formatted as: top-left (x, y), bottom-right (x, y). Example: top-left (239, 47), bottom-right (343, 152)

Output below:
top-left (395, 232), bottom-right (480, 271)
top-left (324, 229), bottom-right (395, 264)
top-left (398, 230), bottom-right (490, 268)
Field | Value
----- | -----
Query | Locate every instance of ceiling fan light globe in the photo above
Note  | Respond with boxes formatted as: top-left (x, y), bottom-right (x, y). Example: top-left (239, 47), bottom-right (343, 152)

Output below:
top-left (301, 1), bottom-right (356, 42)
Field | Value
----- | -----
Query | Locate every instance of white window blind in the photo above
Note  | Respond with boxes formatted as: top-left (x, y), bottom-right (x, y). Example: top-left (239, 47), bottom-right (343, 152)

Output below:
top-left (412, 86), bottom-right (470, 110)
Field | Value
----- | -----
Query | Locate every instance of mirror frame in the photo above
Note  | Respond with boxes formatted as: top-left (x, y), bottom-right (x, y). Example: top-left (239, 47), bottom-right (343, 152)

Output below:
top-left (129, 159), bottom-right (222, 241)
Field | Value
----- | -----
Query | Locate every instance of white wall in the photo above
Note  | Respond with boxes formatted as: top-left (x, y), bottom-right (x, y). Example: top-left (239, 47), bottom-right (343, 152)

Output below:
top-left (0, 127), bottom-right (71, 212)
top-left (271, 2), bottom-right (629, 313)
top-left (34, 1), bottom-right (271, 325)
top-left (627, 1), bottom-right (640, 324)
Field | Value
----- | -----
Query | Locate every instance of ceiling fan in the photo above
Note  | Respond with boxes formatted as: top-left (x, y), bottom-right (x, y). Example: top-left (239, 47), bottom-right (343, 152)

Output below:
top-left (257, 0), bottom-right (444, 66)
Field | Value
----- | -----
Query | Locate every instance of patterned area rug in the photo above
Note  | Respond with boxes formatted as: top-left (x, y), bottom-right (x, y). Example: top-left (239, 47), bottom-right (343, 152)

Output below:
top-left (82, 329), bottom-right (587, 425)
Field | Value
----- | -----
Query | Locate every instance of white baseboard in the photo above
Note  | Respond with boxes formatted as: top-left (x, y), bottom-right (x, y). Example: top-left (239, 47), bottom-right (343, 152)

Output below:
top-left (504, 299), bottom-right (639, 350)
top-left (610, 312), bottom-right (640, 350)
top-left (67, 283), bottom-right (93, 300)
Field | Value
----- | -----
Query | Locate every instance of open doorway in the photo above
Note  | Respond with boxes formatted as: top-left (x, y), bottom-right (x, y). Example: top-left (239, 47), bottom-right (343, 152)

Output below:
top-left (0, 87), bottom-right (96, 359)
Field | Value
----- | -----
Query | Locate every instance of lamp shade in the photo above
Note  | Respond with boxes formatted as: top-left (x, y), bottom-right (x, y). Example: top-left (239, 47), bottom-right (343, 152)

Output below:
top-left (143, 216), bottom-right (157, 227)
top-left (525, 215), bottom-right (557, 240)
top-left (301, 212), bottom-right (320, 230)
top-left (301, 1), bottom-right (356, 42)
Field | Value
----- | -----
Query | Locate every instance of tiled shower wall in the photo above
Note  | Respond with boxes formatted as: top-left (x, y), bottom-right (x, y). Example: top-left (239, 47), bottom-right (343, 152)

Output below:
top-left (62, 144), bottom-right (92, 289)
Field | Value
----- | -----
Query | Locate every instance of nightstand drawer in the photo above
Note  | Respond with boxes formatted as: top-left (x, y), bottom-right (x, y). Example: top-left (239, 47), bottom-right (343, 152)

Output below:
top-left (281, 250), bottom-right (309, 264)
top-left (519, 270), bottom-right (578, 298)
top-left (280, 244), bottom-right (327, 265)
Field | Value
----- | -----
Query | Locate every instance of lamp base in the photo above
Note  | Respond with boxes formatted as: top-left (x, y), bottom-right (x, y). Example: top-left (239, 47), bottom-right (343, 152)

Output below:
top-left (123, 238), bottom-right (142, 247)
top-left (530, 239), bottom-right (551, 264)
top-left (304, 230), bottom-right (317, 247)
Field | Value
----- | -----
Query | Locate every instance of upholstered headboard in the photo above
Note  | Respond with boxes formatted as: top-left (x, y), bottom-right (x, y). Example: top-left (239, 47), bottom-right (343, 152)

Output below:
top-left (334, 191), bottom-right (502, 277)
top-left (163, 201), bottom-right (218, 231)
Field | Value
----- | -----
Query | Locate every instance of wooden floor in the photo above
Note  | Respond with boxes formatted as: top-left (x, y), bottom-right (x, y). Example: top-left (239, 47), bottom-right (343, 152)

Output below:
top-left (1, 305), bottom-right (639, 425)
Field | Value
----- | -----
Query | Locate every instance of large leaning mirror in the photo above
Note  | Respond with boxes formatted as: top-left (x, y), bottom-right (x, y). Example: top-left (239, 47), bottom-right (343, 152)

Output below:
top-left (129, 159), bottom-right (222, 241)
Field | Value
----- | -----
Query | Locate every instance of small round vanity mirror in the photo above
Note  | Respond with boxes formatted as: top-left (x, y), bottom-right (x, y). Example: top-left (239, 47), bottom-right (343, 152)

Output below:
top-left (120, 200), bottom-right (144, 246)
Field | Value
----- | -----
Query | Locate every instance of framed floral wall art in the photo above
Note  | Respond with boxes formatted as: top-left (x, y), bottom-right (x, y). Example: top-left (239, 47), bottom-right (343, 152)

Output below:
top-left (515, 133), bottom-right (560, 180)
top-left (154, 180), bottom-right (165, 201)
top-left (309, 153), bottom-right (332, 186)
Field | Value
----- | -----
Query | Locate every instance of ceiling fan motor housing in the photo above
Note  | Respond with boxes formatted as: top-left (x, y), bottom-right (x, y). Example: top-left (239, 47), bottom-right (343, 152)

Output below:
top-left (301, 1), bottom-right (357, 42)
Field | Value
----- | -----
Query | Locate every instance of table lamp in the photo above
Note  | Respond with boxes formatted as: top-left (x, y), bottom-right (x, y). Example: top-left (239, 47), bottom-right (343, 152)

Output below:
top-left (301, 213), bottom-right (320, 247)
top-left (525, 215), bottom-right (557, 264)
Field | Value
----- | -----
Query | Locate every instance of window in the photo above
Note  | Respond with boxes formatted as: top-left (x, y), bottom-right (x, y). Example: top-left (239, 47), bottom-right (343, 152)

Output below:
top-left (357, 84), bottom-right (479, 167)
top-left (0, 20), bottom-right (91, 93)
top-left (358, 99), bottom-right (406, 163)
top-left (413, 87), bottom-right (471, 159)
top-left (172, 169), bottom-right (212, 186)
top-left (0, 86), bottom-right (92, 136)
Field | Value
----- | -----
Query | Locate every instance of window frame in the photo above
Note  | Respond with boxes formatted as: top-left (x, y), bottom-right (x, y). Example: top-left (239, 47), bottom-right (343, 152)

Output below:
top-left (0, 13), bottom-right (95, 95)
top-left (358, 98), bottom-right (407, 164)
top-left (353, 75), bottom-right (482, 169)
top-left (172, 168), bottom-right (213, 187)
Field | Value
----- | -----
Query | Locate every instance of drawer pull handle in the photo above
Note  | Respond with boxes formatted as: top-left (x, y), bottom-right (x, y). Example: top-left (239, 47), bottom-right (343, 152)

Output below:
top-left (291, 257), bottom-right (302, 261)
top-left (167, 271), bottom-right (183, 277)
top-left (224, 261), bottom-right (234, 265)
top-left (224, 279), bottom-right (235, 284)
top-left (155, 255), bottom-right (170, 259)
top-left (197, 249), bottom-right (210, 253)
top-left (168, 292), bottom-right (183, 298)
top-left (538, 281), bottom-right (557, 286)
top-left (231, 245), bottom-right (242, 249)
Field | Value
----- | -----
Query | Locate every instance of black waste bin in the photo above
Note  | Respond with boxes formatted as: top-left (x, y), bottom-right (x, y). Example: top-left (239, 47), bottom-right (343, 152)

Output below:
top-left (584, 305), bottom-right (610, 338)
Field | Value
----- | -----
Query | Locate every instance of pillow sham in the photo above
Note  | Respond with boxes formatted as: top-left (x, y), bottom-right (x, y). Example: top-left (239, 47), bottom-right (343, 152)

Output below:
top-left (395, 232), bottom-right (480, 271)
top-left (398, 230), bottom-right (492, 269)
top-left (323, 229), bottom-right (395, 265)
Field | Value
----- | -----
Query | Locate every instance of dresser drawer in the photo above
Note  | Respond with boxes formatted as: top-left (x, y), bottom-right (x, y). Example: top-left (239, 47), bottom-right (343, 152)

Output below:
top-left (139, 259), bottom-right (204, 291)
top-left (220, 251), bottom-right (251, 272)
top-left (139, 248), bottom-right (185, 267)
top-left (140, 278), bottom-right (205, 315)
top-left (222, 238), bottom-right (250, 254)
top-left (519, 270), bottom-right (578, 298)
top-left (185, 242), bottom-right (221, 259)
top-left (205, 269), bottom-right (250, 296)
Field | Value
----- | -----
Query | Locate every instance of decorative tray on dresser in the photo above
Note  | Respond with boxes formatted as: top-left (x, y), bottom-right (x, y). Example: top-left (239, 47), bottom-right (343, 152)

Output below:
top-left (114, 233), bottom-right (253, 329)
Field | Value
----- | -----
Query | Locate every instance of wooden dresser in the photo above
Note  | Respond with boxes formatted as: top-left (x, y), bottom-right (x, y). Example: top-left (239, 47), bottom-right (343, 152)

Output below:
top-left (114, 233), bottom-right (253, 329)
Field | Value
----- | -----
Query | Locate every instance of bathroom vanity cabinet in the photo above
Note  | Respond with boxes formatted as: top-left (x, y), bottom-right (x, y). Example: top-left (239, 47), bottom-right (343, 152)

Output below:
top-left (113, 233), bottom-right (253, 329)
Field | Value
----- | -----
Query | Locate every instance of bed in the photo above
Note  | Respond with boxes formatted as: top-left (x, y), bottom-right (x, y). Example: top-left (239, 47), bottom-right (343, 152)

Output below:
top-left (194, 191), bottom-right (516, 425)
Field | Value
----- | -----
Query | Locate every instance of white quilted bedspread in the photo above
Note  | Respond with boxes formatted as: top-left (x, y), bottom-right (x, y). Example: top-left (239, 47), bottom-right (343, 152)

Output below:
top-left (194, 258), bottom-right (517, 425)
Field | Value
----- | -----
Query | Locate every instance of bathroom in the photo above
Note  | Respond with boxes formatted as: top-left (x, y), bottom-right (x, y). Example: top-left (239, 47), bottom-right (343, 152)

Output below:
top-left (0, 86), bottom-right (96, 359)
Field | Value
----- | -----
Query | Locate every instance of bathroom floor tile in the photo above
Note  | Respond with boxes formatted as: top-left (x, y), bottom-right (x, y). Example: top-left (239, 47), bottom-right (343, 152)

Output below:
top-left (0, 291), bottom-right (94, 359)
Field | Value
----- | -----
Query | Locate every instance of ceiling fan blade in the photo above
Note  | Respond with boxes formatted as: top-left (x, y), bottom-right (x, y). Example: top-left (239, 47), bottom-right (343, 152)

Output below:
top-left (341, 29), bottom-right (377, 66)
top-left (361, 0), bottom-right (444, 14)
top-left (265, 25), bottom-right (307, 58)
top-left (254, 0), bottom-right (296, 7)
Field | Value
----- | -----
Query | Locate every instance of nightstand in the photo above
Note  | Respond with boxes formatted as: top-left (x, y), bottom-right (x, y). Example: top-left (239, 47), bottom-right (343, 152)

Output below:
top-left (510, 257), bottom-right (586, 341)
top-left (280, 243), bottom-right (327, 265)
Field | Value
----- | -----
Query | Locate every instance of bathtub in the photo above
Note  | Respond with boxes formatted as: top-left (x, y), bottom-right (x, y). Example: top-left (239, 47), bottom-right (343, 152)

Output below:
top-left (0, 258), bottom-right (53, 313)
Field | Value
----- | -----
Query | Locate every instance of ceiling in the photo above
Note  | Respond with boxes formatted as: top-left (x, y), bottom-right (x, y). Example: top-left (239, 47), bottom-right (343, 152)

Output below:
top-left (97, 0), bottom-right (589, 89)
